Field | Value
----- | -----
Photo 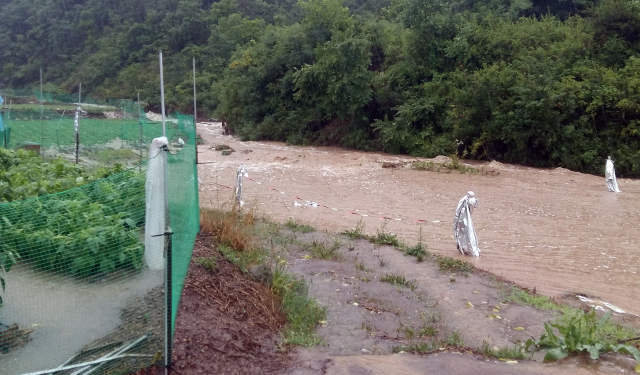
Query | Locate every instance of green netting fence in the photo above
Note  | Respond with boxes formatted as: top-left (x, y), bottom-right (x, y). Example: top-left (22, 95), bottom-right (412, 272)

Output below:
top-left (0, 99), bottom-right (199, 374)
top-left (0, 90), bottom-right (186, 169)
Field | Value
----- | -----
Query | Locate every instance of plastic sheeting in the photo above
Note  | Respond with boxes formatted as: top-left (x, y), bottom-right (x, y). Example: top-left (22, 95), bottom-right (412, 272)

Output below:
top-left (73, 106), bottom-right (86, 133)
top-left (235, 163), bottom-right (248, 207)
top-left (605, 157), bottom-right (621, 193)
top-left (145, 136), bottom-right (168, 271)
top-left (453, 191), bottom-right (480, 257)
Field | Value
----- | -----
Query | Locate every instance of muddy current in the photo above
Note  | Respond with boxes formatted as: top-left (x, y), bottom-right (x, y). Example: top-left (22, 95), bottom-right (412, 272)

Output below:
top-left (196, 122), bottom-right (640, 317)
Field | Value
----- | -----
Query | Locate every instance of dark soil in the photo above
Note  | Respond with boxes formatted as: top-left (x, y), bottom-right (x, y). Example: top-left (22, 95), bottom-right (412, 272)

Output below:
top-left (170, 235), bottom-right (291, 374)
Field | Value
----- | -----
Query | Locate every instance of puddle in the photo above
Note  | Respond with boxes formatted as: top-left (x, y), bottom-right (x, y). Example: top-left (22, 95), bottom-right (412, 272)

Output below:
top-left (0, 266), bottom-right (162, 374)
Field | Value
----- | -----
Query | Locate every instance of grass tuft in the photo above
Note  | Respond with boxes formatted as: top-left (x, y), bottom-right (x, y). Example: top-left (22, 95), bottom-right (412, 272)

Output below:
top-left (271, 263), bottom-right (326, 346)
top-left (195, 256), bottom-right (217, 272)
top-left (302, 237), bottom-right (342, 260)
top-left (341, 218), bottom-right (367, 240)
top-left (380, 273), bottom-right (417, 291)
top-left (284, 218), bottom-right (315, 233)
top-left (392, 341), bottom-right (439, 353)
top-left (480, 341), bottom-right (526, 360)
top-left (436, 255), bottom-right (474, 274)
top-left (200, 208), bottom-right (255, 252)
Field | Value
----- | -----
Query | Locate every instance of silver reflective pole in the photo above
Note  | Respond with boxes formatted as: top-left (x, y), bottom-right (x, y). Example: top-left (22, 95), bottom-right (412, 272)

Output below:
top-left (159, 50), bottom-right (166, 137)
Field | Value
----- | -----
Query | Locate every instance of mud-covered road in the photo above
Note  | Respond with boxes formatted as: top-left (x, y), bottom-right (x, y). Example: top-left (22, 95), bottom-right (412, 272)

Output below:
top-left (196, 122), bottom-right (640, 317)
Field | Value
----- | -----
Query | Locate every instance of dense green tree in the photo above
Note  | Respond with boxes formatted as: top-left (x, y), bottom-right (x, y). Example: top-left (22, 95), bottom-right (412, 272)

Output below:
top-left (1, 0), bottom-right (640, 175)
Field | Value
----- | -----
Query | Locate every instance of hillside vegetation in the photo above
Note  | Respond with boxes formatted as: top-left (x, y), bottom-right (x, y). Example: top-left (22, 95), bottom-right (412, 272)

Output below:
top-left (1, 0), bottom-right (639, 175)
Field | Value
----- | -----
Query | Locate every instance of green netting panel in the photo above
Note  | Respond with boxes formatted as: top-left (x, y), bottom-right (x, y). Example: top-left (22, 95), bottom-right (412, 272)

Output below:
top-left (0, 90), bottom-right (173, 169)
top-left (0, 157), bottom-right (165, 375)
top-left (167, 113), bottom-right (199, 337)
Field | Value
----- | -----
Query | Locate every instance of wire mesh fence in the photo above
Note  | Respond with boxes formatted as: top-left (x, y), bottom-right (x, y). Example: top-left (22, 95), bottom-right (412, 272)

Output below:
top-left (0, 93), bottom-right (199, 374)
top-left (0, 90), bottom-right (186, 170)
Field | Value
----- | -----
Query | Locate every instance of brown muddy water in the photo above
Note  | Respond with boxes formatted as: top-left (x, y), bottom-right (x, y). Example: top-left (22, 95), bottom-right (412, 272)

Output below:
top-left (197, 122), bottom-right (640, 318)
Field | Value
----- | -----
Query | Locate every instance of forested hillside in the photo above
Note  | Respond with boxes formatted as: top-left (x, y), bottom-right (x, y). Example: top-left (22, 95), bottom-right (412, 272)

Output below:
top-left (1, 0), bottom-right (639, 175)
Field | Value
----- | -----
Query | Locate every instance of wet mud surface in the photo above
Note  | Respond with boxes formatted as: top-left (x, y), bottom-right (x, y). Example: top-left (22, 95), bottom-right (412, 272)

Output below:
top-left (192, 122), bottom-right (640, 374)
top-left (275, 230), bottom-right (638, 375)
top-left (196, 122), bottom-right (640, 318)
top-left (170, 236), bottom-right (291, 374)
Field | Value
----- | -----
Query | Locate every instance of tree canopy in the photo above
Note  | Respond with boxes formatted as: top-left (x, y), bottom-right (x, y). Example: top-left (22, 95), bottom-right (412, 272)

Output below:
top-left (1, 0), bottom-right (639, 175)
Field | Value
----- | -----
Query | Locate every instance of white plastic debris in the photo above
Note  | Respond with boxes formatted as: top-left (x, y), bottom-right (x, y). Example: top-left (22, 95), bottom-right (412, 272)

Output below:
top-left (453, 191), bottom-right (480, 257)
top-left (235, 163), bottom-right (248, 207)
top-left (605, 156), bottom-right (621, 192)
top-left (144, 137), bottom-right (168, 271)
top-left (73, 106), bottom-right (87, 133)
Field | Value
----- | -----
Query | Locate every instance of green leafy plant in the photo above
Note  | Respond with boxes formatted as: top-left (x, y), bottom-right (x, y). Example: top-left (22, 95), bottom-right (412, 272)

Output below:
top-left (0, 165), bottom-right (146, 280)
top-left (526, 310), bottom-right (640, 362)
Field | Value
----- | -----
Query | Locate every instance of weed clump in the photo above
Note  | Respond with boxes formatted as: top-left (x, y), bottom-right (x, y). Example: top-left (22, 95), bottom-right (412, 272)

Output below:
top-left (342, 218), bottom-right (366, 240)
top-left (200, 208), bottom-right (255, 252)
top-left (380, 273), bottom-right (417, 291)
top-left (436, 256), bottom-right (474, 274)
top-left (284, 218), bottom-right (315, 233)
top-left (404, 226), bottom-right (429, 261)
top-left (195, 256), bottom-right (217, 272)
top-left (526, 310), bottom-right (640, 362)
top-left (480, 341), bottom-right (526, 360)
top-left (302, 237), bottom-right (342, 260)
top-left (373, 221), bottom-right (403, 247)
top-left (271, 264), bottom-right (326, 346)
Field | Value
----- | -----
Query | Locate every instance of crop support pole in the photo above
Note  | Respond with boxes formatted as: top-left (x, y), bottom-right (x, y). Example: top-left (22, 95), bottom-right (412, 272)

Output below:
top-left (75, 83), bottom-right (81, 164)
top-left (138, 93), bottom-right (142, 170)
top-left (159, 51), bottom-right (166, 138)
top-left (193, 57), bottom-right (198, 164)
top-left (40, 68), bottom-right (44, 159)
top-left (159, 49), bottom-right (172, 374)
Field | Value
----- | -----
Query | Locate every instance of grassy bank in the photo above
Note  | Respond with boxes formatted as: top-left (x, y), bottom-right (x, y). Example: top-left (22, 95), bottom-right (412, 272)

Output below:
top-left (199, 208), bottom-right (326, 347)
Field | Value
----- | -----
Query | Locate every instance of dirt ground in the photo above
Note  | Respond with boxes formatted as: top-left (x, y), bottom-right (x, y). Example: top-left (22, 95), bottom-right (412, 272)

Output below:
top-left (151, 225), bottom-right (638, 375)
top-left (189, 121), bottom-right (640, 374)
top-left (170, 235), bottom-right (291, 374)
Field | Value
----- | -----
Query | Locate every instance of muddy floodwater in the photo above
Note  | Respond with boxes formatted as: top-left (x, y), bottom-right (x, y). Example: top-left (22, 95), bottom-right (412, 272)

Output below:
top-left (197, 122), bottom-right (640, 317)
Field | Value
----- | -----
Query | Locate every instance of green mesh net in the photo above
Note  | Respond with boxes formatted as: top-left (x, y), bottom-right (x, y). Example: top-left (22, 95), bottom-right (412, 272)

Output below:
top-left (0, 92), bottom-right (199, 374)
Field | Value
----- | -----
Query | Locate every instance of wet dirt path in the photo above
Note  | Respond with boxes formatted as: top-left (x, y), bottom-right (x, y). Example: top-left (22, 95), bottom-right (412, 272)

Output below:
top-left (196, 122), bottom-right (640, 317)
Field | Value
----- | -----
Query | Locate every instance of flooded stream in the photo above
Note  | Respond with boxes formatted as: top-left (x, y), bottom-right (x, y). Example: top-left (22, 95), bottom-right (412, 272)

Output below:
top-left (197, 122), bottom-right (640, 317)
